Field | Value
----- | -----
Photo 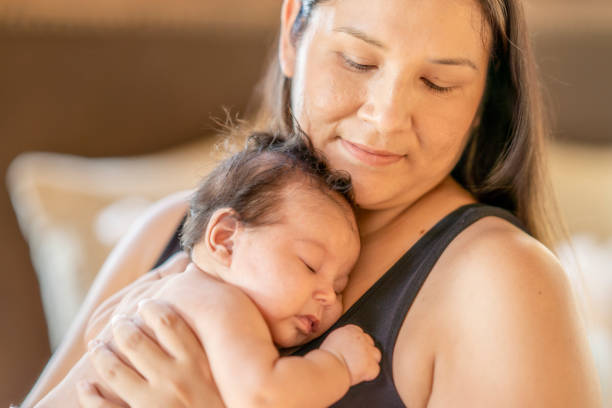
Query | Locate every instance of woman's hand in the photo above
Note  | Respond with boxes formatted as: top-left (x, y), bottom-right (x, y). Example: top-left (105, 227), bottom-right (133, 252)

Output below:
top-left (79, 299), bottom-right (225, 408)
top-left (85, 251), bottom-right (191, 344)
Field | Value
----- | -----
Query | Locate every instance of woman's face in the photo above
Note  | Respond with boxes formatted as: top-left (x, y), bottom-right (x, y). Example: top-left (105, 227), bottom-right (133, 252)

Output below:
top-left (280, 0), bottom-right (491, 210)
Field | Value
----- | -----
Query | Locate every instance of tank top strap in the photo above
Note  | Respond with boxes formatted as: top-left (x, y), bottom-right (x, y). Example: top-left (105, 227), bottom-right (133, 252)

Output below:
top-left (372, 203), bottom-right (528, 352)
top-left (293, 203), bottom-right (528, 407)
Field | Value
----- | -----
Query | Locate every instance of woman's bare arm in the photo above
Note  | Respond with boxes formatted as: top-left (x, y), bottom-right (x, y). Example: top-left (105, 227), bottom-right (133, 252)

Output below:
top-left (397, 219), bottom-right (602, 407)
top-left (21, 190), bottom-right (190, 407)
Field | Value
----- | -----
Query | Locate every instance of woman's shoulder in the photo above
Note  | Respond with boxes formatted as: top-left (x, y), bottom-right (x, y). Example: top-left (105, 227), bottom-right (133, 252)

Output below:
top-left (420, 215), bottom-right (601, 406)
top-left (442, 213), bottom-right (563, 293)
top-left (436, 213), bottom-right (570, 327)
top-left (124, 189), bottom-right (191, 245)
top-left (96, 190), bottom-right (192, 287)
top-left (142, 189), bottom-right (192, 226)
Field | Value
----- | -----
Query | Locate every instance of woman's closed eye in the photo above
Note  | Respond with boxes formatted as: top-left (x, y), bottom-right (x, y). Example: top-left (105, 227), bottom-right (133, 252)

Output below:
top-left (422, 77), bottom-right (454, 94)
top-left (338, 53), bottom-right (377, 72)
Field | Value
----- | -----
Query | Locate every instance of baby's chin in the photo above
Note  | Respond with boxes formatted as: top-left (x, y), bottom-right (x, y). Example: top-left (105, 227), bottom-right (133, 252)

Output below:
top-left (271, 316), bottom-right (339, 349)
top-left (273, 332), bottom-right (312, 349)
top-left (273, 326), bottom-right (326, 349)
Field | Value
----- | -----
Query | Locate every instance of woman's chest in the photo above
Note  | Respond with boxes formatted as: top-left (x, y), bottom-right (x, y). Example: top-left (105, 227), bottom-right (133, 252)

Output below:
top-left (342, 228), bottom-right (425, 310)
top-left (340, 230), bottom-right (451, 407)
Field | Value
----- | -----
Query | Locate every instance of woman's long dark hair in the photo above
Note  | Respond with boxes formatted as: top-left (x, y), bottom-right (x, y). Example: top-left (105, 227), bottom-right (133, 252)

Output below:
top-left (246, 0), bottom-right (563, 248)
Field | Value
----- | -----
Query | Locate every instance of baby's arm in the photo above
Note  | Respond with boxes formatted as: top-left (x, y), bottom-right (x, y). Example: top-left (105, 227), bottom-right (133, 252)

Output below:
top-left (158, 266), bottom-right (380, 408)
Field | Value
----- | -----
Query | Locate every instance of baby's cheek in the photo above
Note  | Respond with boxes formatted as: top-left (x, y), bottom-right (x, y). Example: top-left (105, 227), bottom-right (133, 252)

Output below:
top-left (269, 321), bottom-right (298, 349)
top-left (320, 299), bottom-right (344, 332)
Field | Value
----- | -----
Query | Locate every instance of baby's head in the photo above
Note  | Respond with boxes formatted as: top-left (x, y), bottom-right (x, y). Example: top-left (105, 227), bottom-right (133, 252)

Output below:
top-left (181, 132), bottom-right (360, 347)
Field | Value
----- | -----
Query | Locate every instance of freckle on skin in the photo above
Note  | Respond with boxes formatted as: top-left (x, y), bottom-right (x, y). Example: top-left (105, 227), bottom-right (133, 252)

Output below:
top-left (419, 229), bottom-right (425, 235)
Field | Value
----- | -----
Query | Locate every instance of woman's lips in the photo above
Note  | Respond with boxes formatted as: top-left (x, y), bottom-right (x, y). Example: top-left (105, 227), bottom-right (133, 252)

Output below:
top-left (340, 139), bottom-right (404, 166)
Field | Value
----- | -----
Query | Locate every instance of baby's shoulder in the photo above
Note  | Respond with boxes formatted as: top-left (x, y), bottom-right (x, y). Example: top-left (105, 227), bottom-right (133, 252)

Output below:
top-left (157, 266), bottom-right (257, 323)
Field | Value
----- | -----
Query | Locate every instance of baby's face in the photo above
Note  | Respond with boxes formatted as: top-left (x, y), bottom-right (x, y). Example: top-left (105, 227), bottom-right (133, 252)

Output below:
top-left (229, 183), bottom-right (360, 348)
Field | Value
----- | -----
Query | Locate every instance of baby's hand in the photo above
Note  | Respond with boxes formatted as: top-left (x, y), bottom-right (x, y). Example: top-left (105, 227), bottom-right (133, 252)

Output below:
top-left (320, 324), bottom-right (381, 385)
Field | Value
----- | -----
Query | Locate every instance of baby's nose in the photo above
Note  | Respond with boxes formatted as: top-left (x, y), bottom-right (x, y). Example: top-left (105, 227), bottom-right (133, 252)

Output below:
top-left (314, 286), bottom-right (336, 306)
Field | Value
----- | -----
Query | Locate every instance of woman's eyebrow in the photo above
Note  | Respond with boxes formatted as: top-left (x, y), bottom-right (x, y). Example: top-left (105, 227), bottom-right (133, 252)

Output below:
top-left (333, 26), bottom-right (478, 72)
top-left (333, 26), bottom-right (387, 50)
top-left (428, 57), bottom-right (479, 72)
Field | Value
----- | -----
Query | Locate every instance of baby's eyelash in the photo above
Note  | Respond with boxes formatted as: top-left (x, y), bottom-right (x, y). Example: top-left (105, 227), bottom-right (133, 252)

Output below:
top-left (303, 261), bottom-right (316, 273)
top-left (422, 78), bottom-right (454, 94)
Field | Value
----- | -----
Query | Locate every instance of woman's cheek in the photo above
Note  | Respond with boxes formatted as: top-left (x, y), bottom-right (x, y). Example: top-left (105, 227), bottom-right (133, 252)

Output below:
top-left (307, 64), bottom-right (363, 123)
top-left (419, 98), bottom-right (475, 149)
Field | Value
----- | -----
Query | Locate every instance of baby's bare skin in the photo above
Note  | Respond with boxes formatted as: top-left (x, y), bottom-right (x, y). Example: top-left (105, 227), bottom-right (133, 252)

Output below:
top-left (36, 264), bottom-right (380, 408)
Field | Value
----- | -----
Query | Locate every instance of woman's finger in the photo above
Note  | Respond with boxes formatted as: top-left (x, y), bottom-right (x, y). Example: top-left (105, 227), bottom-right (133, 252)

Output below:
top-left (92, 298), bottom-right (222, 407)
top-left (111, 315), bottom-right (173, 382)
top-left (86, 252), bottom-right (190, 342)
top-left (137, 299), bottom-right (207, 363)
top-left (88, 343), bottom-right (147, 405)
top-left (76, 381), bottom-right (126, 408)
top-left (116, 252), bottom-right (191, 311)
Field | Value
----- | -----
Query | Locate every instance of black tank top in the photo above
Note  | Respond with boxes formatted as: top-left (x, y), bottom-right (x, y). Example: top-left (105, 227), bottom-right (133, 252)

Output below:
top-left (154, 203), bottom-right (527, 407)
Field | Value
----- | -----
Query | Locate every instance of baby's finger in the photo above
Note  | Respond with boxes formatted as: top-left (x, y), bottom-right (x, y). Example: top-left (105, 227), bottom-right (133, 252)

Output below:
top-left (137, 299), bottom-right (206, 363)
top-left (88, 343), bottom-right (147, 405)
top-left (76, 381), bottom-right (126, 408)
top-left (366, 362), bottom-right (381, 382)
top-left (372, 346), bottom-right (382, 363)
top-left (111, 315), bottom-right (173, 382)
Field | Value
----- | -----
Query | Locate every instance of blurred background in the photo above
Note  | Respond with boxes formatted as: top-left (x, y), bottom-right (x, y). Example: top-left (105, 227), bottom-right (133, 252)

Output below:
top-left (1, 0), bottom-right (611, 406)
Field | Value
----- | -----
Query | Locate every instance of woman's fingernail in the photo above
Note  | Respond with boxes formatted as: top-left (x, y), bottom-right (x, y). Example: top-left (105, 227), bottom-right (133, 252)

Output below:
top-left (87, 339), bottom-right (102, 350)
top-left (89, 342), bottom-right (106, 355)
top-left (111, 313), bottom-right (129, 326)
top-left (77, 380), bottom-right (92, 391)
top-left (137, 298), bottom-right (154, 311)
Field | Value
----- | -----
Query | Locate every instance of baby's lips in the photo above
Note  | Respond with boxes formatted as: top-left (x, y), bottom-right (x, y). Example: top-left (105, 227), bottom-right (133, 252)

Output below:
top-left (308, 315), bottom-right (321, 332)
top-left (296, 314), bottom-right (320, 334)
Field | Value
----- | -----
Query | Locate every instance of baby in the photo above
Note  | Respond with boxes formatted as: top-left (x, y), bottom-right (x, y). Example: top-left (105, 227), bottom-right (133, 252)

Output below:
top-left (36, 132), bottom-right (381, 408)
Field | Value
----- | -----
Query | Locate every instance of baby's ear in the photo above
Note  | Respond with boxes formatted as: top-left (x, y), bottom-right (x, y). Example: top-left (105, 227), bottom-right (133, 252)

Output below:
top-left (198, 208), bottom-right (240, 267)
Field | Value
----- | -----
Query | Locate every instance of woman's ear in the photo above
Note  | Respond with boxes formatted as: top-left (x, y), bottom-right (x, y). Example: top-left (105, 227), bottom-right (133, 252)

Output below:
top-left (199, 208), bottom-right (240, 267)
top-left (279, 0), bottom-right (302, 78)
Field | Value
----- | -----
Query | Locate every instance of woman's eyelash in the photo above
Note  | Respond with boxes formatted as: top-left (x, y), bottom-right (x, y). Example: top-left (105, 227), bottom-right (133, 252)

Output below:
top-left (340, 55), bottom-right (453, 94)
top-left (340, 54), bottom-right (375, 72)
top-left (422, 78), bottom-right (454, 94)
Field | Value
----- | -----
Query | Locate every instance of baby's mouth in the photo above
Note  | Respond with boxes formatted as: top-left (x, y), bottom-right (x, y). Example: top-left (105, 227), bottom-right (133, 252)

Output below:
top-left (296, 314), bottom-right (320, 335)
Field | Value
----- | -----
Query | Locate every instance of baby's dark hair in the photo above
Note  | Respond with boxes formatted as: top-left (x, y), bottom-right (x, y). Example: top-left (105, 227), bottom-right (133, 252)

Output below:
top-left (180, 131), bottom-right (354, 253)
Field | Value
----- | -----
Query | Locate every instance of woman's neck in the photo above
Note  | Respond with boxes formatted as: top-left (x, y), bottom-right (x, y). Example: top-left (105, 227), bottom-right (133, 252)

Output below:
top-left (354, 177), bottom-right (475, 240)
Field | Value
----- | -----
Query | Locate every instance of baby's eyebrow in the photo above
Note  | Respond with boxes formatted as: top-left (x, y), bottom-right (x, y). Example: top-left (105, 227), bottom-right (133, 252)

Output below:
top-left (295, 239), bottom-right (327, 261)
top-left (296, 238), bottom-right (326, 249)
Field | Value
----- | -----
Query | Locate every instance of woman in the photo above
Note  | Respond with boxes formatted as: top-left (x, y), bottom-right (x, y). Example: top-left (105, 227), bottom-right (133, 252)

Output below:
top-left (24, 0), bottom-right (602, 406)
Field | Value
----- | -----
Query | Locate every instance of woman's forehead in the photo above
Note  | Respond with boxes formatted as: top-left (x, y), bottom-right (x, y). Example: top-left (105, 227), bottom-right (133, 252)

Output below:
top-left (312, 0), bottom-right (491, 57)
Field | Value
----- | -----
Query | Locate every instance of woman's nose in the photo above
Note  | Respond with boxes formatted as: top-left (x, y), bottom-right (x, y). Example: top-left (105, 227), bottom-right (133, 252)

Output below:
top-left (358, 71), bottom-right (413, 135)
